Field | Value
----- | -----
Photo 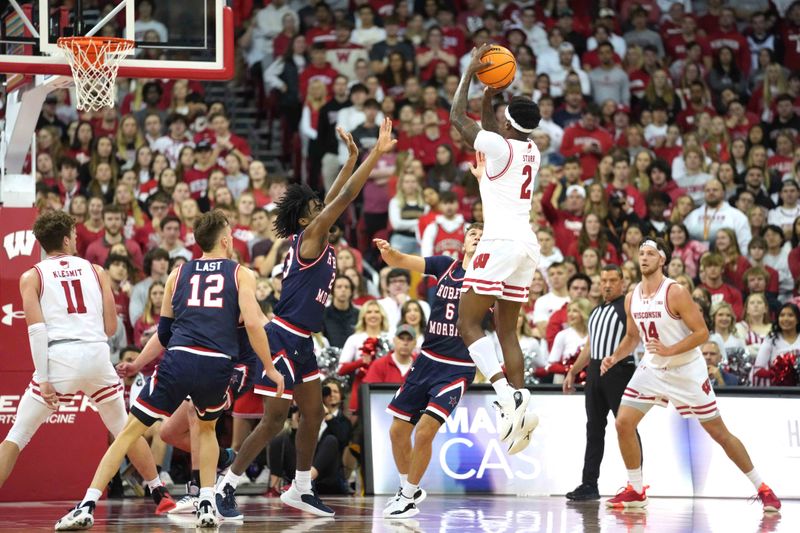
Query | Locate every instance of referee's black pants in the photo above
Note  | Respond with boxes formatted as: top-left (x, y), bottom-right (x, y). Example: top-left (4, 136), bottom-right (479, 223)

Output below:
top-left (581, 357), bottom-right (641, 486)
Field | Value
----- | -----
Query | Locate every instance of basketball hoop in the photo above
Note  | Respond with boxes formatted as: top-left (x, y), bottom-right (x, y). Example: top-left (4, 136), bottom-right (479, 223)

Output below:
top-left (56, 37), bottom-right (135, 112)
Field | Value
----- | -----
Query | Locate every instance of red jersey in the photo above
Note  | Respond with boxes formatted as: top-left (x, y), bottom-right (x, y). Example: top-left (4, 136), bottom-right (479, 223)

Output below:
top-left (782, 23), bottom-right (800, 71)
top-left (702, 282), bottom-right (744, 320)
top-left (560, 123), bottom-right (614, 180)
top-left (183, 165), bottom-right (221, 199)
top-left (708, 30), bottom-right (751, 74)
top-left (76, 222), bottom-right (103, 258)
top-left (431, 220), bottom-right (465, 260)
top-left (299, 63), bottom-right (340, 100)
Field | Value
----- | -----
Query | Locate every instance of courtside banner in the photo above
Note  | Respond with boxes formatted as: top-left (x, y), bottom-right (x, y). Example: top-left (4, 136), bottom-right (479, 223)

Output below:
top-left (0, 207), bottom-right (107, 501)
top-left (364, 385), bottom-right (800, 498)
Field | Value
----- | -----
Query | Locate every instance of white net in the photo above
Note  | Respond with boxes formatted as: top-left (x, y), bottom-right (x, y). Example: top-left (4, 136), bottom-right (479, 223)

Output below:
top-left (56, 37), bottom-right (134, 112)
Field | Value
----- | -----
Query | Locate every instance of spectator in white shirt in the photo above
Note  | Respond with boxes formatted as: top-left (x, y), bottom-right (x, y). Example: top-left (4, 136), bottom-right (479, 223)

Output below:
top-left (547, 43), bottom-right (591, 98)
top-left (133, 0), bottom-right (168, 42)
top-left (767, 179), bottom-right (800, 239)
top-left (684, 178), bottom-right (752, 250)
top-left (352, 5), bottom-right (386, 50)
top-left (533, 262), bottom-right (570, 335)
top-left (377, 269), bottom-right (431, 336)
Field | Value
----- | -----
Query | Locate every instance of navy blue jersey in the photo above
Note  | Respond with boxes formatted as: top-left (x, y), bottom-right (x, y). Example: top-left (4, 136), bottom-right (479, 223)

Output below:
top-left (273, 231), bottom-right (336, 333)
top-left (169, 258), bottom-right (241, 357)
top-left (421, 256), bottom-right (471, 363)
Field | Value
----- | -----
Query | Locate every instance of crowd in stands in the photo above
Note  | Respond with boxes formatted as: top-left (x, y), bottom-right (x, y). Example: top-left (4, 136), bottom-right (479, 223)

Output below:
top-left (9, 0), bottom-right (800, 487)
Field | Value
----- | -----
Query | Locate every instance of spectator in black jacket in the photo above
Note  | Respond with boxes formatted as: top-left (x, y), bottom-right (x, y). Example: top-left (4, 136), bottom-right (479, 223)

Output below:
top-left (310, 74), bottom-right (352, 192)
top-left (323, 276), bottom-right (360, 348)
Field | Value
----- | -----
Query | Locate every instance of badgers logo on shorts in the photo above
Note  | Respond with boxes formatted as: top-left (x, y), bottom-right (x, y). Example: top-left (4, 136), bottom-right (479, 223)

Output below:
top-left (3, 230), bottom-right (36, 259)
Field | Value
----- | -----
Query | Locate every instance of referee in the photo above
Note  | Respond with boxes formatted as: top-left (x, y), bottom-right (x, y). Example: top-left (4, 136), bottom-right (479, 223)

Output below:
top-left (562, 264), bottom-right (640, 501)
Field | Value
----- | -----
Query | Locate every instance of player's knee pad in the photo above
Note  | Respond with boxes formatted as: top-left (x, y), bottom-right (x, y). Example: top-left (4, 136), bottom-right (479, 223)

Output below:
top-left (5, 391), bottom-right (53, 450)
top-left (96, 397), bottom-right (128, 437)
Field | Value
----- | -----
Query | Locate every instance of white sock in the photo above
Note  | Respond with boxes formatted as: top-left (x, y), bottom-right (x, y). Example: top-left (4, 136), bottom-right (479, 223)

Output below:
top-left (491, 377), bottom-right (513, 402)
top-left (401, 480), bottom-right (418, 500)
top-left (468, 337), bottom-right (503, 383)
top-left (218, 469), bottom-right (242, 493)
top-left (81, 488), bottom-right (102, 507)
top-left (399, 473), bottom-right (408, 487)
top-left (627, 467), bottom-right (644, 493)
top-left (145, 476), bottom-right (163, 492)
top-left (295, 470), bottom-right (312, 493)
top-left (745, 468), bottom-right (764, 490)
top-left (199, 487), bottom-right (216, 507)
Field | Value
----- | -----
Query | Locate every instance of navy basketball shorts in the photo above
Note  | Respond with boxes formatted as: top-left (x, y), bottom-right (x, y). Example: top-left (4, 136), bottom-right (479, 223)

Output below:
top-left (132, 348), bottom-right (233, 426)
top-left (229, 356), bottom-right (257, 401)
top-left (253, 321), bottom-right (321, 402)
top-left (387, 353), bottom-right (476, 425)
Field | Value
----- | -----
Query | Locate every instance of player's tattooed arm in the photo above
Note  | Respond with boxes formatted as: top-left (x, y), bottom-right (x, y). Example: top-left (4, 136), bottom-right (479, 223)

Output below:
top-left (373, 238), bottom-right (425, 273)
top-left (450, 44), bottom-right (493, 147)
top-left (481, 87), bottom-right (502, 135)
top-left (325, 127), bottom-right (359, 204)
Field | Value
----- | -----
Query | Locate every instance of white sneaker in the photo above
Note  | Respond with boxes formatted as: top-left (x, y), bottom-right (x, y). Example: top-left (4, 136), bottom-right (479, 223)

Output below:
top-left (280, 482), bottom-right (335, 517)
top-left (168, 483), bottom-right (198, 515)
top-left (195, 499), bottom-right (219, 528)
top-left (55, 502), bottom-right (95, 531)
top-left (158, 470), bottom-right (174, 487)
top-left (385, 487), bottom-right (426, 506)
top-left (254, 467), bottom-right (271, 484)
top-left (495, 388), bottom-right (531, 442)
top-left (507, 411), bottom-right (539, 455)
top-left (383, 494), bottom-right (419, 518)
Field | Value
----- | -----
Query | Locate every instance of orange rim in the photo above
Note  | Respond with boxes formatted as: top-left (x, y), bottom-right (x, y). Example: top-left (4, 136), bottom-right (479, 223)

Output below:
top-left (57, 37), bottom-right (134, 69)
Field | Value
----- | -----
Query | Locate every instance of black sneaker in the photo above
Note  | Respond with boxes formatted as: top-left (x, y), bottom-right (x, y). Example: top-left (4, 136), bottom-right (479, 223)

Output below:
top-left (215, 482), bottom-right (243, 520)
top-left (566, 483), bottom-right (600, 501)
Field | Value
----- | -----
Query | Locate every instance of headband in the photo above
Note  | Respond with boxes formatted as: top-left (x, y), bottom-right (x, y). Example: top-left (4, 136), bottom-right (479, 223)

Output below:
top-left (504, 107), bottom-right (536, 134)
top-left (639, 239), bottom-right (666, 260)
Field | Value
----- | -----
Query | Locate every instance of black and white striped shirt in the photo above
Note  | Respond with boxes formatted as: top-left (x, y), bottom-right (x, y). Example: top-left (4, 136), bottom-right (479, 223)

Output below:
top-left (588, 295), bottom-right (627, 360)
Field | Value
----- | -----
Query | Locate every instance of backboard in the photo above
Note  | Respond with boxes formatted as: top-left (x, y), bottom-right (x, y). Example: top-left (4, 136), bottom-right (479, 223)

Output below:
top-left (0, 0), bottom-right (233, 81)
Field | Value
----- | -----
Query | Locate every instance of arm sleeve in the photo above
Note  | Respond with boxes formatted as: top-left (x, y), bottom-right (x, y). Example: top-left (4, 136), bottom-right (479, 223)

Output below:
top-left (263, 59), bottom-right (286, 92)
top-left (424, 256), bottom-right (456, 278)
top-left (474, 130), bottom-right (511, 161)
top-left (754, 340), bottom-right (772, 370)
top-left (420, 223), bottom-right (437, 257)
top-left (28, 323), bottom-right (49, 382)
top-left (299, 106), bottom-right (317, 141)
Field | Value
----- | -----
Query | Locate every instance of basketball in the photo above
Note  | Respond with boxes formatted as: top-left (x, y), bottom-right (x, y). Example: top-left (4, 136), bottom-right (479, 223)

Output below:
top-left (477, 45), bottom-right (517, 89)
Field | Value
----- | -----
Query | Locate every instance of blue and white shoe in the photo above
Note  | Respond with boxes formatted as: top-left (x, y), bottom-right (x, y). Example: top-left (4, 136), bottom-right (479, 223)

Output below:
top-left (54, 501), bottom-right (95, 530)
top-left (280, 482), bottom-right (335, 517)
top-left (195, 499), bottom-right (219, 528)
top-left (215, 483), bottom-right (243, 520)
top-left (168, 482), bottom-right (199, 514)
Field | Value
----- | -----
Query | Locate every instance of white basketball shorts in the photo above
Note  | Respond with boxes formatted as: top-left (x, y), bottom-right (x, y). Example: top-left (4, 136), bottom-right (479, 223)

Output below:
top-left (462, 239), bottom-right (541, 302)
top-left (621, 356), bottom-right (719, 421)
top-left (27, 341), bottom-right (123, 406)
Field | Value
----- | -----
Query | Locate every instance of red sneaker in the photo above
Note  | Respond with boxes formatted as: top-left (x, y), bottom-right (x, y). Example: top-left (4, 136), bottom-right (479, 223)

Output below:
top-left (606, 484), bottom-right (648, 509)
top-left (757, 483), bottom-right (781, 513)
top-left (154, 490), bottom-right (177, 515)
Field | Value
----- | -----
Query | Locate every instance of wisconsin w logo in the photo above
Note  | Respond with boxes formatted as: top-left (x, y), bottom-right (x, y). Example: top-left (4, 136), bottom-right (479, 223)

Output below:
top-left (3, 231), bottom-right (36, 259)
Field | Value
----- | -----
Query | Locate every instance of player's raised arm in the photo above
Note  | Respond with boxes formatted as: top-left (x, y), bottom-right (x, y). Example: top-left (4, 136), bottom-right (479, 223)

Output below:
top-left (302, 118), bottom-right (397, 253)
top-left (481, 87), bottom-right (503, 135)
top-left (92, 265), bottom-right (118, 338)
top-left (237, 266), bottom-right (284, 398)
top-left (646, 283), bottom-right (709, 358)
top-left (450, 44), bottom-right (493, 147)
top-left (373, 238), bottom-right (425, 273)
top-left (324, 128), bottom-right (358, 204)
top-left (601, 293), bottom-right (640, 375)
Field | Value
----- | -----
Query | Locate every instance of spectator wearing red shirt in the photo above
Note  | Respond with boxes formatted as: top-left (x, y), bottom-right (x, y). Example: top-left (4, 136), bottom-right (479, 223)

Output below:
top-left (701, 253), bottom-right (745, 320)
top-left (541, 178), bottom-right (585, 245)
top-left (708, 7), bottom-right (751, 75)
top-left (183, 141), bottom-right (221, 200)
top-left (658, 3), bottom-right (687, 44)
top-left (545, 274), bottom-right (592, 349)
top-left (676, 81), bottom-right (717, 132)
top-left (299, 43), bottom-right (341, 101)
top-left (76, 196), bottom-right (105, 257)
top-left (697, 0), bottom-right (724, 37)
top-left (665, 15), bottom-right (711, 65)
top-left (271, 12), bottom-right (298, 58)
top-left (205, 112), bottom-right (252, 168)
top-left (105, 253), bottom-right (134, 344)
top-left (417, 27), bottom-right (458, 82)
top-left (781, 3), bottom-right (800, 71)
top-left (607, 157), bottom-right (646, 219)
top-left (53, 157), bottom-right (86, 211)
top-left (561, 105), bottom-right (613, 181)
top-left (436, 9), bottom-right (468, 57)
top-left (647, 158), bottom-right (685, 204)
top-left (305, 3), bottom-right (336, 47)
top-left (85, 205), bottom-right (144, 272)
top-left (565, 213), bottom-right (621, 266)
top-left (363, 326), bottom-right (417, 386)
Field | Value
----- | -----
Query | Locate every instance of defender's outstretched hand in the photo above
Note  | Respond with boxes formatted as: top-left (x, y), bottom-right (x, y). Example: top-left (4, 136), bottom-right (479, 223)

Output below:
top-left (337, 127), bottom-right (358, 159)
top-left (468, 152), bottom-right (486, 180)
top-left (375, 118), bottom-right (397, 154)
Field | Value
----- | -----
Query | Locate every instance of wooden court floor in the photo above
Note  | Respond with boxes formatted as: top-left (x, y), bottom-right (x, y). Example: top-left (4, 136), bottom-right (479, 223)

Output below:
top-left (0, 494), bottom-right (794, 532)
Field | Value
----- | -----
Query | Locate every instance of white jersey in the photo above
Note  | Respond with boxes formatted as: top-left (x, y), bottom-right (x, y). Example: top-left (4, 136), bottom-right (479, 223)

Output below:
top-left (630, 277), bottom-right (700, 369)
top-left (474, 130), bottom-right (540, 245)
top-left (33, 254), bottom-right (107, 344)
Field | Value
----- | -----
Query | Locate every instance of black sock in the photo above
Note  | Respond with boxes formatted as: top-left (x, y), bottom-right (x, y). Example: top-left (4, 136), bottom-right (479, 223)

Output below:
top-left (216, 447), bottom-right (229, 468)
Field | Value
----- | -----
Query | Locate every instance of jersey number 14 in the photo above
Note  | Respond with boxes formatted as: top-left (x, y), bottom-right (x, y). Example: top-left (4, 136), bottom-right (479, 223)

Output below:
top-left (639, 321), bottom-right (660, 343)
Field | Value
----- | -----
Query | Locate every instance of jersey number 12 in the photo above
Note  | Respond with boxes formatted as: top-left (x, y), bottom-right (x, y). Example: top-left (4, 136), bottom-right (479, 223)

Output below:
top-left (187, 274), bottom-right (224, 308)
